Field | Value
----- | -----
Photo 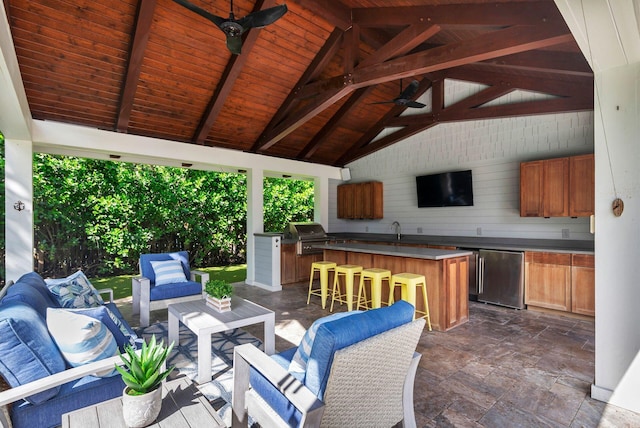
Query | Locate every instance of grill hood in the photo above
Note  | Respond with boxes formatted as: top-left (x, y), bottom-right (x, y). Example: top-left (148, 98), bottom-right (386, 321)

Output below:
top-left (284, 222), bottom-right (328, 241)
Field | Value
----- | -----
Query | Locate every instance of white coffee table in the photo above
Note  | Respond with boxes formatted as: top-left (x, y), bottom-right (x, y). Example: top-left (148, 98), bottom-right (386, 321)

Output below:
top-left (168, 297), bottom-right (275, 384)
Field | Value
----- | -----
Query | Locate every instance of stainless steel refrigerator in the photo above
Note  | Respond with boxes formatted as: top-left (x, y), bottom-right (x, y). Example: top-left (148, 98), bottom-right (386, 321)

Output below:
top-left (478, 249), bottom-right (525, 309)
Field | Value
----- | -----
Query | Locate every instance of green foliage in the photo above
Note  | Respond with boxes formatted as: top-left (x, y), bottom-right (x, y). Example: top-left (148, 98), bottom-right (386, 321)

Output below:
top-left (263, 177), bottom-right (314, 232)
top-left (204, 278), bottom-right (233, 299)
top-left (29, 154), bottom-right (314, 277)
top-left (115, 335), bottom-right (174, 396)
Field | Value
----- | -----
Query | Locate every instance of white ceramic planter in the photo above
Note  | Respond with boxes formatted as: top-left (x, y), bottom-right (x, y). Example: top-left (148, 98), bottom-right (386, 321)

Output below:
top-left (121, 385), bottom-right (162, 428)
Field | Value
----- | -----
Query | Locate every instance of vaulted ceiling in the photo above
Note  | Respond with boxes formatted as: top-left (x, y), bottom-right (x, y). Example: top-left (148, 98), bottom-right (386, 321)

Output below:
top-left (6, 0), bottom-right (592, 167)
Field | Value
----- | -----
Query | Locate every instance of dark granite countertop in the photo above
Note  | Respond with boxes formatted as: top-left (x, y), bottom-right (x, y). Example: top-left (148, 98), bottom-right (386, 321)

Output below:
top-left (318, 242), bottom-right (473, 260)
top-left (329, 233), bottom-right (594, 254)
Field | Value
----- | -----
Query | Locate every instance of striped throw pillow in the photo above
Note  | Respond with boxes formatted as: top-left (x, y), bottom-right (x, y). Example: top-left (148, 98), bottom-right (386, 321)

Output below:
top-left (150, 259), bottom-right (188, 286)
top-left (46, 308), bottom-right (119, 377)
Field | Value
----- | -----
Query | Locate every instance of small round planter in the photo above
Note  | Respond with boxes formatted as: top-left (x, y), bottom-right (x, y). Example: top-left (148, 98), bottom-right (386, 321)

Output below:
top-left (122, 385), bottom-right (163, 428)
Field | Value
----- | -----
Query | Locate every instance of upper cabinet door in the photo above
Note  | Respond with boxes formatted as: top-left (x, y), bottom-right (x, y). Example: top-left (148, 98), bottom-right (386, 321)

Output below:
top-left (569, 154), bottom-right (595, 217)
top-left (337, 181), bottom-right (384, 219)
top-left (543, 157), bottom-right (569, 217)
top-left (520, 161), bottom-right (544, 217)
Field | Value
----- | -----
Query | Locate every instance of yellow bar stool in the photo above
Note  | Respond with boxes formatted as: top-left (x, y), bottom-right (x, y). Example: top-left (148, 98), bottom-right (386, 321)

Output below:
top-left (389, 273), bottom-right (432, 331)
top-left (330, 264), bottom-right (363, 312)
top-left (357, 268), bottom-right (392, 310)
top-left (307, 261), bottom-right (337, 309)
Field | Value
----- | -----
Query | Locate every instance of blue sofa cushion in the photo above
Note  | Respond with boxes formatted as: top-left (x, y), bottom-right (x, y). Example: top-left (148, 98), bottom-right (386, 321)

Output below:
top-left (149, 280), bottom-right (202, 301)
top-left (249, 347), bottom-right (302, 427)
top-left (10, 370), bottom-right (126, 428)
top-left (140, 251), bottom-right (191, 285)
top-left (0, 301), bottom-right (66, 404)
top-left (2, 272), bottom-right (60, 318)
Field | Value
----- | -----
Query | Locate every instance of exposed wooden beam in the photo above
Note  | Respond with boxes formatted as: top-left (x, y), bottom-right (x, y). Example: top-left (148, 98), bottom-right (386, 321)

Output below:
top-left (251, 28), bottom-right (343, 152)
top-left (298, 87), bottom-right (373, 160)
top-left (352, 1), bottom-right (565, 27)
top-left (444, 66), bottom-right (593, 97)
top-left (295, 26), bottom-right (439, 161)
top-left (478, 50), bottom-right (593, 77)
top-left (357, 23), bottom-right (441, 68)
top-left (194, 0), bottom-right (275, 145)
top-left (353, 24), bottom-right (575, 87)
top-left (261, 24), bottom-right (574, 152)
top-left (334, 78), bottom-right (432, 166)
top-left (117, 0), bottom-right (156, 132)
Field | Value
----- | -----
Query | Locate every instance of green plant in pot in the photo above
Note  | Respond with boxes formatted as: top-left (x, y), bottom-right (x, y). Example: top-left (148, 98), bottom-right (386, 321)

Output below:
top-left (204, 279), bottom-right (233, 312)
top-left (115, 335), bottom-right (174, 428)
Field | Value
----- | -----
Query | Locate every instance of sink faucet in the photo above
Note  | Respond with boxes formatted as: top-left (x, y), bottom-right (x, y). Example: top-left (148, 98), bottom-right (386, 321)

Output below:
top-left (391, 221), bottom-right (402, 240)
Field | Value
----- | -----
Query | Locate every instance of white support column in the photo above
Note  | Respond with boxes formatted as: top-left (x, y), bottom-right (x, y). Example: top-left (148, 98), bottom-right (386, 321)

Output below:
top-left (313, 176), bottom-right (329, 230)
top-left (5, 139), bottom-right (34, 281)
top-left (245, 168), bottom-right (264, 287)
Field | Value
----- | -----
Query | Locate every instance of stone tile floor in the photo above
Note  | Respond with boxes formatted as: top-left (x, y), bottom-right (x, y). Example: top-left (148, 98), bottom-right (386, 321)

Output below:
top-left (121, 282), bottom-right (640, 427)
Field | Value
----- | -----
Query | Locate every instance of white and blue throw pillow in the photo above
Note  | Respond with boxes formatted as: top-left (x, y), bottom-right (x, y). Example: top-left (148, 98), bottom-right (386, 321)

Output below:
top-left (289, 311), bottom-right (359, 375)
top-left (151, 259), bottom-right (188, 286)
top-left (46, 308), bottom-right (119, 377)
top-left (45, 271), bottom-right (104, 309)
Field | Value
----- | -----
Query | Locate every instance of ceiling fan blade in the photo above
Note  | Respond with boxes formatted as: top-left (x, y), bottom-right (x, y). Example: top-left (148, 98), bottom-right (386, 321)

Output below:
top-left (238, 4), bottom-right (288, 29)
top-left (398, 80), bottom-right (420, 100)
top-left (226, 35), bottom-right (243, 55)
top-left (172, 0), bottom-right (225, 28)
top-left (405, 101), bottom-right (426, 109)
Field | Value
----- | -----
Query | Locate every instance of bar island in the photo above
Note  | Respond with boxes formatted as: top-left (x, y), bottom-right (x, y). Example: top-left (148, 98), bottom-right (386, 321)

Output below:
top-left (318, 243), bottom-right (472, 331)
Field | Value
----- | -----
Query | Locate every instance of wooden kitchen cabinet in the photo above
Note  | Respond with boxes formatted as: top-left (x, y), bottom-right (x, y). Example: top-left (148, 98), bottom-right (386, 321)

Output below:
top-left (525, 251), bottom-right (595, 316)
top-left (520, 161), bottom-right (544, 217)
top-left (280, 244), bottom-right (323, 285)
top-left (280, 243), bottom-right (297, 285)
top-left (337, 181), bottom-right (383, 219)
top-left (521, 155), bottom-right (593, 217)
top-left (569, 154), bottom-right (595, 217)
top-left (543, 157), bottom-right (569, 217)
top-left (525, 252), bottom-right (572, 311)
top-left (571, 254), bottom-right (595, 316)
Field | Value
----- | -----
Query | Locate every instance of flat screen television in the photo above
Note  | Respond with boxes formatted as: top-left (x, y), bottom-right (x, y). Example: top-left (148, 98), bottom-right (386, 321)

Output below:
top-left (416, 170), bottom-right (474, 207)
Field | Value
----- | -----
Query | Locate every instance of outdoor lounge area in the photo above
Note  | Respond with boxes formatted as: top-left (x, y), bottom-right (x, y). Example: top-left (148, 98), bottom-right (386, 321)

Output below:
top-left (115, 281), bottom-right (640, 427)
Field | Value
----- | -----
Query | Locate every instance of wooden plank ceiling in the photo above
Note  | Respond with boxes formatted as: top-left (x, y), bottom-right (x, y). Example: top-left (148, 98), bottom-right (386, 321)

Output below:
top-left (6, 0), bottom-right (592, 167)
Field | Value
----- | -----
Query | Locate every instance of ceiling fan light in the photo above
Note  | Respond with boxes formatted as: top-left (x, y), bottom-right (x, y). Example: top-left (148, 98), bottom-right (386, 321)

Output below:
top-left (220, 21), bottom-right (243, 37)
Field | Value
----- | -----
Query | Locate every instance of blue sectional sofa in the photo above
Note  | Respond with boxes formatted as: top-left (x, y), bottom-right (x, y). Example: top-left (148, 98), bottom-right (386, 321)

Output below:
top-left (0, 272), bottom-right (138, 428)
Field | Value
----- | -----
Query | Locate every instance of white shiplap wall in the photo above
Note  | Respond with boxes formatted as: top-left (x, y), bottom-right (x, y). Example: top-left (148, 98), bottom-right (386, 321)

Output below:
top-left (328, 80), bottom-right (595, 241)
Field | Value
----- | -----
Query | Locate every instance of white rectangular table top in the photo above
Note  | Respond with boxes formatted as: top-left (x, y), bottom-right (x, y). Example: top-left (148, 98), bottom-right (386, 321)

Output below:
top-left (168, 297), bottom-right (275, 384)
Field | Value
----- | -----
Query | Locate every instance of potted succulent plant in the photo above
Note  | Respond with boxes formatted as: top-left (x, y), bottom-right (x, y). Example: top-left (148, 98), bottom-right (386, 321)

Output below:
top-left (115, 335), bottom-right (174, 428)
top-left (204, 278), bottom-right (234, 312)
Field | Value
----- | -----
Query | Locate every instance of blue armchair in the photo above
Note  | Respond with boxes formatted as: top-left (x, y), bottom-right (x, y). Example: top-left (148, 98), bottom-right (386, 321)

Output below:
top-left (231, 301), bottom-right (424, 428)
top-left (131, 251), bottom-right (209, 327)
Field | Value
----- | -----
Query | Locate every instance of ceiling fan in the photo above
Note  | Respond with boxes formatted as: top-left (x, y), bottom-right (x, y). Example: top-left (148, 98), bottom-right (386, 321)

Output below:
top-left (372, 80), bottom-right (426, 108)
top-left (173, 0), bottom-right (288, 55)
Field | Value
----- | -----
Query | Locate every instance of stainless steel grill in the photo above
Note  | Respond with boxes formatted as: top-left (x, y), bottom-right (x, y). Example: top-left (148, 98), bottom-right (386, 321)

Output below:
top-left (284, 222), bottom-right (332, 255)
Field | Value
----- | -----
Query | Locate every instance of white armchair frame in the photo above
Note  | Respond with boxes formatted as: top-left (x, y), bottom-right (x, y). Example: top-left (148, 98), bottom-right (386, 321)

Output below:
top-left (132, 270), bottom-right (209, 327)
top-left (232, 318), bottom-right (425, 428)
